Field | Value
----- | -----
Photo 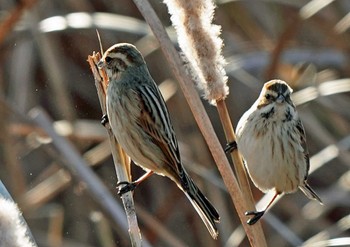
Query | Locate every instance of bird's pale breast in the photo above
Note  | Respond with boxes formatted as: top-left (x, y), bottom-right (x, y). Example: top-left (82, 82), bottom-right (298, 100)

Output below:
top-left (237, 105), bottom-right (307, 193)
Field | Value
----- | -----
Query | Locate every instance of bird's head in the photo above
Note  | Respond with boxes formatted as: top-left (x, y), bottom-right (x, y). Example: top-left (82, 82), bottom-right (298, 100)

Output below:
top-left (98, 43), bottom-right (145, 80)
top-left (258, 79), bottom-right (293, 108)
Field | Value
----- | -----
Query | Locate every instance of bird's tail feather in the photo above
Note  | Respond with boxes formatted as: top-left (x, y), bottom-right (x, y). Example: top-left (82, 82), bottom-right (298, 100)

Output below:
top-left (299, 182), bottom-right (323, 204)
top-left (182, 172), bottom-right (220, 239)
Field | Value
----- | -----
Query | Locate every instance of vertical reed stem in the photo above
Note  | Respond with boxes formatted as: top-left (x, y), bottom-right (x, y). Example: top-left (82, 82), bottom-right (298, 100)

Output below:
top-left (216, 99), bottom-right (266, 244)
top-left (87, 53), bottom-right (143, 247)
top-left (132, 0), bottom-right (266, 245)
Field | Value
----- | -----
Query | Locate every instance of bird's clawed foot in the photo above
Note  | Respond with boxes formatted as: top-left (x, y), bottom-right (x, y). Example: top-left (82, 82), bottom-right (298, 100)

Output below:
top-left (245, 210), bottom-right (265, 225)
top-left (225, 141), bottom-right (237, 153)
top-left (101, 114), bottom-right (109, 126)
top-left (116, 181), bottom-right (137, 196)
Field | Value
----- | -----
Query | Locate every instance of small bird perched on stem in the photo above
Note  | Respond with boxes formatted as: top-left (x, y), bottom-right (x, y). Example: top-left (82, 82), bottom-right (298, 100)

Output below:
top-left (226, 79), bottom-right (322, 225)
top-left (97, 43), bottom-right (220, 239)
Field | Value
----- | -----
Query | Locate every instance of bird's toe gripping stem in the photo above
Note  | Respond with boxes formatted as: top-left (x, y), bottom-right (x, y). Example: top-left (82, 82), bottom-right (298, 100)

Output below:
top-left (225, 141), bottom-right (237, 153)
top-left (245, 210), bottom-right (265, 225)
top-left (116, 181), bottom-right (137, 196)
top-left (101, 114), bottom-right (109, 126)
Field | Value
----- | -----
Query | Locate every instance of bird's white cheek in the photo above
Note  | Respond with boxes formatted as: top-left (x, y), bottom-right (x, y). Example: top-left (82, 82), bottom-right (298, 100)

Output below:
top-left (104, 69), bottom-right (112, 80)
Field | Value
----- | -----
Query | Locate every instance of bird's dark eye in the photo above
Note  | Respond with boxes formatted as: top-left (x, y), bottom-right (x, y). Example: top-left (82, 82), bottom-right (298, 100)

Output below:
top-left (265, 94), bottom-right (272, 100)
top-left (105, 56), bottom-right (112, 64)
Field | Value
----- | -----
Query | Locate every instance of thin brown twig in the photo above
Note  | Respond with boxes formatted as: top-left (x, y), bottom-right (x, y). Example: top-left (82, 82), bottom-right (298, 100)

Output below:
top-left (131, 0), bottom-right (265, 245)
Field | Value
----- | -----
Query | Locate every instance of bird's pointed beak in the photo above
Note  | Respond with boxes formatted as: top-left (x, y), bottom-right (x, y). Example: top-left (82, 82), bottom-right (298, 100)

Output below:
top-left (97, 59), bottom-right (105, 69)
top-left (276, 94), bottom-right (285, 103)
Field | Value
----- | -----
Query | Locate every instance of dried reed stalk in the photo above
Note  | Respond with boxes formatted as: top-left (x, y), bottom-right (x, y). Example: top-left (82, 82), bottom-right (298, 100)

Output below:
top-left (163, 0), bottom-right (266, 242)
top-left (87, 53), bottom-right (142, 247)
top-left (162, 1), bottom-right (266, 243)
top-left (132, 0), bottom-right (266, 245)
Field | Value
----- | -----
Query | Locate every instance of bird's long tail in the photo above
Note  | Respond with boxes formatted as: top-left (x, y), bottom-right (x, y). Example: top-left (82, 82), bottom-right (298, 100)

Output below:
top-left (181, 171), bottom-right (220, 239)
top-left (299, 182), bottom-right (323, 204)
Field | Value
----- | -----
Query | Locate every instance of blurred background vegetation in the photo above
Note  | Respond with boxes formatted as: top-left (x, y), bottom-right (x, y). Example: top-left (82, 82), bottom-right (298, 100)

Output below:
top-left (0, 0), bottom-right (349, 246)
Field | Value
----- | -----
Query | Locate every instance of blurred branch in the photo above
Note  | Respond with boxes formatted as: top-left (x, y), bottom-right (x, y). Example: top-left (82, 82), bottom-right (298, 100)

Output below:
top-left (47, 205), bottom-right (64, 247)
top-left (292, 79), bottom-right (350, 106)
top-left (90, 212), bottom-right (115, 247)
top-left (0, 100), bottom-right (26, 197)
top-left (303, 237), bottom-right (350, 247)
top-left (300, 0), bottom-right (335, 20)
top-left (335, 12), bottom-right (350, 34)
top-left (226, 212), bottom-right (303, 247)
top-left (136, 205), bottom-right (189, 247)
top-left (0, 0), bottom-right (38, 45)
top-left (28, 108), bottom-right (151, 247)
top-left (39, 12), bottom-right (150, 35)
top-left (30, 12), bottom-right (76, 121)
top-left (20, 168), bottom-right (71, 211)
top-left (264, 14), bottom-right (301, 79)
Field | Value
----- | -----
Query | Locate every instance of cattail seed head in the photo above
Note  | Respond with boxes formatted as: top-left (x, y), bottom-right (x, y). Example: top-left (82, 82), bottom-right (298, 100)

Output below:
top-left (164, 0), bottom-right (229, 105)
